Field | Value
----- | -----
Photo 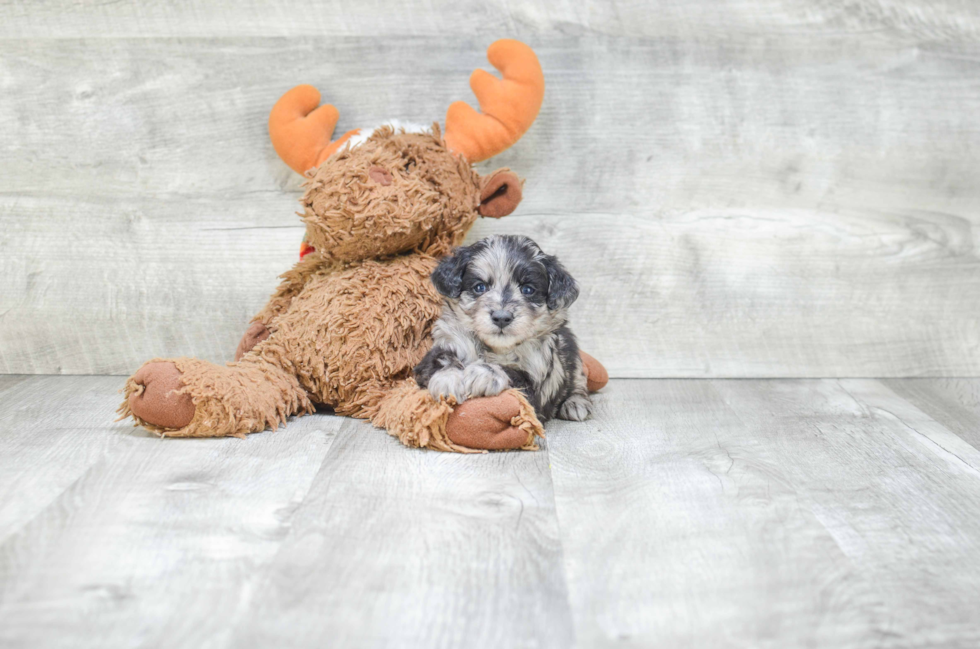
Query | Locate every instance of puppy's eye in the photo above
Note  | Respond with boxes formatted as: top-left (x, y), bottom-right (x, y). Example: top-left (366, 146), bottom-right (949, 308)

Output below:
top-left (520, 285), bottom-right (536, 296)
top-left (473, 282), bottom-right (488, 294)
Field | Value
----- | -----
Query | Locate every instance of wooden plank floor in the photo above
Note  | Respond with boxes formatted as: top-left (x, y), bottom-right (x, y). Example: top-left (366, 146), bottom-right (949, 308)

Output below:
top-left (2, 377), bottom-right (979, 648)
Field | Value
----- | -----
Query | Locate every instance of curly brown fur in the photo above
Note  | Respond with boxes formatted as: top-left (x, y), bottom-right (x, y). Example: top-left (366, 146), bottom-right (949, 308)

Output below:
top-left (302, 125), bottom-right (481, 263)
top-left (119, 126), bottom-right (545, 450)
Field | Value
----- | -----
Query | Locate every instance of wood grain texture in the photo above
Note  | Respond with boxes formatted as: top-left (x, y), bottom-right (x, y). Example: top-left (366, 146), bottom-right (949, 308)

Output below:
top-left (6, 195), bottom-right (978, 377)
top-left (546, 379), bottom-right (980, 647)
top-left (1, 195), bottom-right (298, 374)
top-left (4, 376), bottom-right (980, 646)
top-left (228, 417), bottom-right (573, 649)
top-left (0, 376), bottom-right (572, 649)
top-left (1, 0), bottom-right (979, 40)
top-left (478, 209), bottom-right (980, 378)
top-left (4, 35), bottom-right (980, 213)
top-left (882, 378), bottom-right (980, 451)
top-left (0, 376), bottom-right (127, 543)
top-left (3, 26), bottom-right (980, 376)
top-left (719, 379), bottom-right (980, 645)
top-left (0, 375), bottom-right (342, 648)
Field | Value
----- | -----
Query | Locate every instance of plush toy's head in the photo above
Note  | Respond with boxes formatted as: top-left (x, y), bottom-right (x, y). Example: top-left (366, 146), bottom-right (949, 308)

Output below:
top-left (268, 40), bottom-right (544, 263)
top-left (300, 126), bottom-right (525, 262)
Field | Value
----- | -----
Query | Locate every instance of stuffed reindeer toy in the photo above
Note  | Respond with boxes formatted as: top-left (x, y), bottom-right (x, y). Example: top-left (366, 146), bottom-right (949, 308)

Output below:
top-left (119, 39), bottom-right (608, 452)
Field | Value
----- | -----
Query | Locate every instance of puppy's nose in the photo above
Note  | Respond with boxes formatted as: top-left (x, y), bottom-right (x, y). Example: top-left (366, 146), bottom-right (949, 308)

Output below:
top-left (491, 310), bottom-right (514, 329)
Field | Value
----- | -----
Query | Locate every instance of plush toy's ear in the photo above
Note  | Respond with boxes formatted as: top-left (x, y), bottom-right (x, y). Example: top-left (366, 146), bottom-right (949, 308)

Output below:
top-left (431, 246), bottom-right (475, 298)
top-left (542, 254), bottom-right (579, 310)
top-left (479, 169), bottom-right (523, 218)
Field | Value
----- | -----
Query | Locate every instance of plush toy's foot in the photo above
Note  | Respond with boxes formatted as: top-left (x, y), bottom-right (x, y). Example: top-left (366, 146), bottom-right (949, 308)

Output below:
top-left (119, 356), bottom-right (312, 438)
top-left (235, 322), bottom-right (270, 361)
top-left (445, 391), bottom-right (543, 451)
top-left (371, 381), bottom-right (543, 453)
top-left (125, 361), bottom-right (196, 430)
top-left (580, 351), bottom-right (609, 392)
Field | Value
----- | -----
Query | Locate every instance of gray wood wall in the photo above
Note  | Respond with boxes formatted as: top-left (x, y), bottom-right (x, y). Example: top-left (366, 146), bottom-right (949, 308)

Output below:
top-left (2, 1), bottom-right (978, 377)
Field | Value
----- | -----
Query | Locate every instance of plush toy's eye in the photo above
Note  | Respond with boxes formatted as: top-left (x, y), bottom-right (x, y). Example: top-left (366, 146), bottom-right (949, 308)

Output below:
top-left (521, 285), bottom-right (536, 296)
top-left (473, 282), bottom-right (488, 294)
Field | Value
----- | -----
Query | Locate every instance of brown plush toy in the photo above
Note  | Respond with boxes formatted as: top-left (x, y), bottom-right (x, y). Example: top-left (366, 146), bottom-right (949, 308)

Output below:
top-left (119, 39), bottom-right (609, 452)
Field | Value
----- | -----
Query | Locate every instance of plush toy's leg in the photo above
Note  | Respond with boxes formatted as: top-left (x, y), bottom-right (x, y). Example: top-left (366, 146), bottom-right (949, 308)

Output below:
top-left (369, 379), bottom-right (543, 453)
top-left (580, 351), bottom-right (609, 392)
top-left (118, 356), bottom-right (312, 438)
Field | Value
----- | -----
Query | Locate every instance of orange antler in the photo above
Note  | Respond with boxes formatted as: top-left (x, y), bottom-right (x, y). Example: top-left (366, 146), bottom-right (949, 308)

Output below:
top-left (444, 40), bottom-right (545, 163)
top-left (268, 85), bottom-right (360, 174)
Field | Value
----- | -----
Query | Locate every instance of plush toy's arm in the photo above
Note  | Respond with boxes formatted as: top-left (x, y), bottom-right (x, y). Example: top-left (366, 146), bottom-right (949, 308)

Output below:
top-left (234, 252), bottom-right (332, 361)
top-left (252, 251), bottom-right (328, 325)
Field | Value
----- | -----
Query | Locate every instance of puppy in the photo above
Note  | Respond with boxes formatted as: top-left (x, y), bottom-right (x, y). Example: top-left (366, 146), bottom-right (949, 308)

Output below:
top-left (414, 235), bottom-right (592, 422)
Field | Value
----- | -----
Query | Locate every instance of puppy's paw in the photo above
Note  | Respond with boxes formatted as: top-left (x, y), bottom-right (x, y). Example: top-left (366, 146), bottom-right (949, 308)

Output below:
top-left (558, 393), bottom-right (593, 421)
top-left (427, 368), bottom-right (468, 403)
top-left (463, 363), bottom-right (510, 398)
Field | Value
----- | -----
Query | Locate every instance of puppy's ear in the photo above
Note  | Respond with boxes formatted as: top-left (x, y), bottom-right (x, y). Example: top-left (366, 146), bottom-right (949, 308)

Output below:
top-left (431, 246), bottom-right (474, 298)
top-left (543, 254), bottom-right (579, 310)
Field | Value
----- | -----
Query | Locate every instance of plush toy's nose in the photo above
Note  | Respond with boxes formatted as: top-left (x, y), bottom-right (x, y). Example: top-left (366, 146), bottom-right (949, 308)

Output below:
top-left (368, 166), bottom-right (392, 186)
top-left (491, 310), bottom-right (514, 328)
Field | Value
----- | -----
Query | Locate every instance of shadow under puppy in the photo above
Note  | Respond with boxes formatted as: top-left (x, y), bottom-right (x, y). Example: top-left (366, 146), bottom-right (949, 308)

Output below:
top-left (414, 235), bottom-right (592, 422)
